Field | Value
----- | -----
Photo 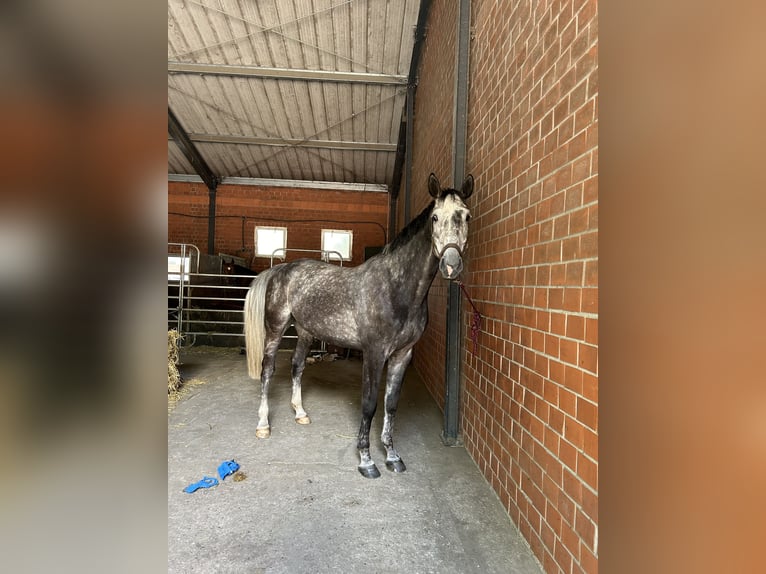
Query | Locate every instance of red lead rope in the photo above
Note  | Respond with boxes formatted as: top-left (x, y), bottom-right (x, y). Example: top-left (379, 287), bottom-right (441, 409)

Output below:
top-left (455, 280), bottom-right (482, 355)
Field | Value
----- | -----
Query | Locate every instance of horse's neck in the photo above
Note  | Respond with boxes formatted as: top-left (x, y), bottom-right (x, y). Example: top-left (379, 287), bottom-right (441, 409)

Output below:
top-left (390, 226), bottom-right (439, 304)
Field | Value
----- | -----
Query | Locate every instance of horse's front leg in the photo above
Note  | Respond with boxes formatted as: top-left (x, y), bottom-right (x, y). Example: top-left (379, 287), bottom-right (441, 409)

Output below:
top-left (381, 348), bottom-right (412, 473)
top-left (357, 353), bottom-right (385, 478)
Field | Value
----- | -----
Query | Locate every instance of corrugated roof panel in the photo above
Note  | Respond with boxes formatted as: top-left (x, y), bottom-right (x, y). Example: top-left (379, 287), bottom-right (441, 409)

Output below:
top-left (171, 139), bottom-right (397, 186)
top-left (168, 0), bottom-right (421, 188)
top-left (170, 74), bottom-right (407, 144)
top-left (169, 0), bottom-right (419, 71)
top-left (168, 140), bottom-right (194, 174)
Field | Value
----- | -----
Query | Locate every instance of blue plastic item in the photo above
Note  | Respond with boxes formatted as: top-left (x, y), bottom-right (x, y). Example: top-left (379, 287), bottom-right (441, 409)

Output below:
top-left (183, 476), bottom-right (218, 493)
top-left (217, 460), bottom-right (240, 481)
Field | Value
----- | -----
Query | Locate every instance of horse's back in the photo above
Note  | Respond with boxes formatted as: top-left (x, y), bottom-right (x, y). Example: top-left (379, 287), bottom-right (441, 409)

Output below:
top-left (276, 258), bottom-right (354, 290)
top-left (267, 259), bottom-right (362, 348)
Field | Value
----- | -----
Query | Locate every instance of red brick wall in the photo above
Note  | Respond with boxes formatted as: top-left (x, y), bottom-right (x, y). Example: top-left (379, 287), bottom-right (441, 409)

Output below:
top-left (168, 181), bottom-right (389, 272)
top-left (408, 0), bottom-right (459, 407)
top-left (408, 1), bottom-right (598, 573)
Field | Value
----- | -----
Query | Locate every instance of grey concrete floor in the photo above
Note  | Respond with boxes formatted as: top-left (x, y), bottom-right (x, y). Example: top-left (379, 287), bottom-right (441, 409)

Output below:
top-left (168, 347), bottom-right (543, 574)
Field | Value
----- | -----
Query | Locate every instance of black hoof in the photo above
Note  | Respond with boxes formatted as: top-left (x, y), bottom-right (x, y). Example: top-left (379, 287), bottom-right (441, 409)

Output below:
top-left (357, 464), bottom-right (381, 479)
top-left (385, 459), bottom-right (407, 473)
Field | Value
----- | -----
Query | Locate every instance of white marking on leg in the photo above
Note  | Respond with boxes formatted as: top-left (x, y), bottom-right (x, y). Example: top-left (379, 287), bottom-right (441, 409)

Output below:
top-left (256, 384), bottom-right (270, 437)
top-left (358, 448), bottom-right (374, 468)
top-left (291, 381), bottom-right (310, 424)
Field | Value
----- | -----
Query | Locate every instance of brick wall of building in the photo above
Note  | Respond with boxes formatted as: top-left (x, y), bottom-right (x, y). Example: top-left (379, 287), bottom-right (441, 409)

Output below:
top-left (407, 0), bottom-right (460, 408)
top-left (168, 181), bottom-right (389, 272)
top-left (406, 1), bottom-right (598, 573)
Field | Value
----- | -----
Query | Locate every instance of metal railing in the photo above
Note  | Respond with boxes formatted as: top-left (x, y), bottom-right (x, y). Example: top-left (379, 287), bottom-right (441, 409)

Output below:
top-left (168, 244), bottom-right (341, 349)
top-left (168, 243), bottom-right (257, 347)
top-left (167, 243), bottom-right (200, 337)
top-left (168, 273), bottom-right (256, 346)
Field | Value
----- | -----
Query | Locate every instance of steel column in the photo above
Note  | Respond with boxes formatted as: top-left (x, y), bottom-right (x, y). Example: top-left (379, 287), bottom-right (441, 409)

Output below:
top-left (443, 0), bottom-right (471, 445)
top-left (207, 187), bottom-right (217, 255)
top-left (389, 0), bottom-right (432, 206)
top-left (404, 85), bottom-right (415, 223)
top-left (388, 186), bottom-right (398, 241)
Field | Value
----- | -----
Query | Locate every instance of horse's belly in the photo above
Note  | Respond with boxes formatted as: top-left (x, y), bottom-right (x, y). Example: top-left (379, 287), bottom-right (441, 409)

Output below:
top-left (295, 313), bottom-right (362, 349)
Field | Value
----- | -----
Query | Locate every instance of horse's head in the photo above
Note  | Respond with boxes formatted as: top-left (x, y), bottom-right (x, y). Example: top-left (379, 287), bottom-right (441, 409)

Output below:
top-left (428, 172), bottom-right (474, 280)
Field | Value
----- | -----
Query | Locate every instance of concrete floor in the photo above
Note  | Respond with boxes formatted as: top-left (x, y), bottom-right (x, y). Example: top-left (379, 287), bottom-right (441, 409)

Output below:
top-left (168, 347), bottom-right (543, 574)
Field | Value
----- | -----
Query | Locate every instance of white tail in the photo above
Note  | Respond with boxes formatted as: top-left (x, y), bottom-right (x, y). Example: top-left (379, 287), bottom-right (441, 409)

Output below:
top-left (244, 269), bottom-right (272, 380)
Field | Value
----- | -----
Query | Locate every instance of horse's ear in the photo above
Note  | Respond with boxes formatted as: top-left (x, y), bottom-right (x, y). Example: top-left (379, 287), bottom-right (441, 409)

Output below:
top-left (460, 174), bottom-right (474, 200)
top-left (428, 173), bottom-right (441, 198)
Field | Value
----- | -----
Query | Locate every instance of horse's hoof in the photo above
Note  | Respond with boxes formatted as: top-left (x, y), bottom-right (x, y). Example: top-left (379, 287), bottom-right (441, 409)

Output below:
top-left (385, 459), bottom-right (407, 473)
top-left (295, 416), bottom-right (311, 425)
top-left (255, 427), bottom-right (271, 439)
top-left (357, 464), bottom-right (381, 479)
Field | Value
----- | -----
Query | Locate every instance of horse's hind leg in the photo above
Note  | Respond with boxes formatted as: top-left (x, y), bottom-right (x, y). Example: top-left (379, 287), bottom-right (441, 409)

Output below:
top-left (255, 335), bottom-right (281, 438)
top-left (381, 348), bottom-right (413, 473)
top-left (290, 326), bottom-right (313, 425)
top-left (256, 314), bottom-right (291, 438)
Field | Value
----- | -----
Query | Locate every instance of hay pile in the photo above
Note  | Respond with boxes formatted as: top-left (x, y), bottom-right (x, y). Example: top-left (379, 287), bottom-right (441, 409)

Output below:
top-left (167, 332), bottom-right (211, 414)
top-left (168, 329), bottom-right (182, 393)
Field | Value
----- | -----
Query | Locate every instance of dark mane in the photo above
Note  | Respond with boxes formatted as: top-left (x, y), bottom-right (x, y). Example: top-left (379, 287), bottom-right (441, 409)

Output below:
top-left (381, 189), bottom-right (463, 255)
top-left (382, 200), bottom-right (435, 255)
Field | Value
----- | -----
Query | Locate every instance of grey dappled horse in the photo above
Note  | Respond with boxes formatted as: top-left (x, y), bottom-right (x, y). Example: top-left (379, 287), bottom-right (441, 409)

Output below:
top-left (244, 173), bottom-right (474, 478)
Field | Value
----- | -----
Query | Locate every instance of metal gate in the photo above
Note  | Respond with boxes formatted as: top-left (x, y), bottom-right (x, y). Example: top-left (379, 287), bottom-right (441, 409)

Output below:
top-left (168, 243), bottom-right (257, 347)
top-left (168, 243), bottom-right (343, 348)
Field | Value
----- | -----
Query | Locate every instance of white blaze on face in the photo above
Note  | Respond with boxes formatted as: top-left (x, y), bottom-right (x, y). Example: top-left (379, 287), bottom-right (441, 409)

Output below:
top-left (431, 194), bottom-right (470, 279)
top-left (431, 194), bottom-right (470, 255)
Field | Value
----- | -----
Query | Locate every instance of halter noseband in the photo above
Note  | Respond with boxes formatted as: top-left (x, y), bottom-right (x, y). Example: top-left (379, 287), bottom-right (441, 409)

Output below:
top-left (433, 242), bottom-right (464, 259)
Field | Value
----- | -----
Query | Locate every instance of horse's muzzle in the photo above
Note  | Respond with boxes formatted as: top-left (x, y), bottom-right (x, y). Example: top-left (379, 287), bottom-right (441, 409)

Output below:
top-left (438, 246), bottom-right (463, 280)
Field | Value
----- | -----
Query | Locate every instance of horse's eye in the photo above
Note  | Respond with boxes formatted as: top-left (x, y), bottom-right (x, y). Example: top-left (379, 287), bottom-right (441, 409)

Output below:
top-left (466, 214), bottom-right (472, 222)
top-left (432, 214), bottom-right (438, 222)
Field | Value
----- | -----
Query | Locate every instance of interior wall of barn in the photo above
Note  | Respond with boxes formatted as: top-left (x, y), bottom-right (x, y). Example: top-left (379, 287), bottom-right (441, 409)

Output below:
top-left (168, 181), bottom-right (389, 272)
top-left (405, 0), bottom-right (460, 408)
top-left (404, 1), bottom-right (598, 573)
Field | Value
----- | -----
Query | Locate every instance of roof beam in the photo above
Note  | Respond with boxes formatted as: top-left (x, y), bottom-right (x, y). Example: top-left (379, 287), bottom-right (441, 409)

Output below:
top-left (168, 107), bottom-right (220, 254)
top-left (179, 133), bottom-right (397, 152)
top-left (167, 107), bottom-right (219, 191)
top-left (168, 173), bottom-right (388, 193)
top-left (168, 61), bottom-right (408, 86)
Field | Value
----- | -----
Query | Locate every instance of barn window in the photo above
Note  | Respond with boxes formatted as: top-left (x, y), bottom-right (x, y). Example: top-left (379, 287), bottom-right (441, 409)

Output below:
top-left (255, 226), bottom-right (287, 259)
top-left (321, 229), bottom-right (352, 261)
top-left (167, 256), bottom-right (190, 282)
